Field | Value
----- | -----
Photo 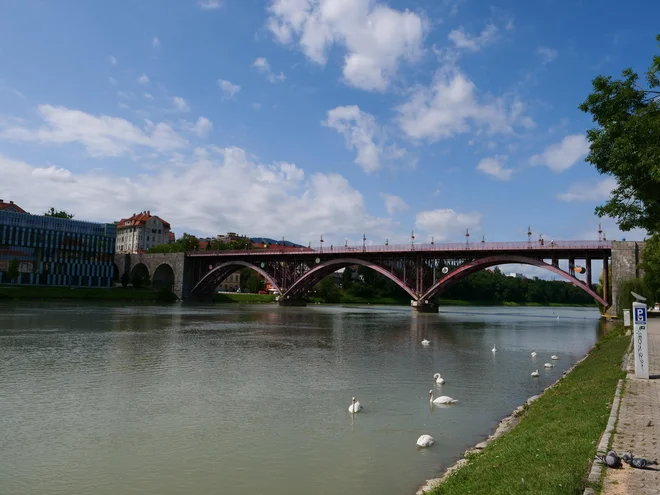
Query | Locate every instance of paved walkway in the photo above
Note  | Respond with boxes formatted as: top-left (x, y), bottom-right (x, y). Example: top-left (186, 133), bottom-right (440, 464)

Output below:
top-left (602, 317), bottom-right (660, 495)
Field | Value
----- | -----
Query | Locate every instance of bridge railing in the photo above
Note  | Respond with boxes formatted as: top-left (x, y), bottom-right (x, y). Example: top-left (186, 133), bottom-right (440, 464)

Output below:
top-left (186, 240), bottom-right (612, 257)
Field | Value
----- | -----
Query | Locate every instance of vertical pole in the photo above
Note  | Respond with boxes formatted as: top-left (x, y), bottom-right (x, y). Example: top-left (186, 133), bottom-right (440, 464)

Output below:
top-left (586, 256), bottom-right (592, 287)
top-left (603, 255), bottom-right (610, 306)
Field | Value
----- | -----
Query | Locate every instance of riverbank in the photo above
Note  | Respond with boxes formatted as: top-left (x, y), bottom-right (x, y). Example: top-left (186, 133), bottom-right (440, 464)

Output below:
top-left (0, 285), bottom-right (177, 302)
top-left (418, 326), bottom-right (628, 495)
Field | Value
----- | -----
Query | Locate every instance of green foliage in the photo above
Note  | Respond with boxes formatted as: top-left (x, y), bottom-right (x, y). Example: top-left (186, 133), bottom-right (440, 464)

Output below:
top-left (246, 274), bottom-right (265, 293)
top-left (431, 333), bottom-right (628, 495)
top-left (595, 264), bottom-right (612, 314)
top-left (616, 278), bottom-right (654, 318)
top-left (131, 271), bottom-right (143, 289)
top-left (643, 233), bottom-right (660, 300)
top-left (441, 269), bottom-right (595, 306)
top-left (148, 232), bottom-right (199, 253)
top-left (44, 207), bottom-right (74, 219)
top-left (579, 33), bottom-right (660, 233)
top-left (120, 272), bottom-right (129, 288)
top-left (155, 288), bottom-right (178, 302)
top-left (315, 277), bottom-right (341, 303)
top-left (7, 258), bottom-right (20, 282)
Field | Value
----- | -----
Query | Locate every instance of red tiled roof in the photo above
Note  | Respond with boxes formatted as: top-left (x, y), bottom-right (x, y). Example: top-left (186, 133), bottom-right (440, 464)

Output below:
top-left (0, 200), bottom-right (27, 214)
top-left (117, 210), bottom-right (170, 230)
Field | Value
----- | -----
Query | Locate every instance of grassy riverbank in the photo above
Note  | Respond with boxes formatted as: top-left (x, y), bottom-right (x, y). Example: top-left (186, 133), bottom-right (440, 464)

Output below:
top-left (214, 292), bottom-right (277, 303)
top-left (428, 327), bottom-right (628, 495)
top-left (0, 285), bottom-right (177, 302)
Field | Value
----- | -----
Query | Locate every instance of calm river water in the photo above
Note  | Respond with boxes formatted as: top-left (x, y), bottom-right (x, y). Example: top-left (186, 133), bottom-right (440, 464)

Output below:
top-left (0, 302), bottom-right (606, 495)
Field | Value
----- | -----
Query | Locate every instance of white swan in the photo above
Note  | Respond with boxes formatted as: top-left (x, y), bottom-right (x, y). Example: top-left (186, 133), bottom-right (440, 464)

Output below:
top-left (492, 344), bottom-right (497, 352)
top-left (348, 397), bottom-right (362, 413)
top-left (544, 363), bottom-right (554, 368)
top-left (433, 373), bottom-right (445, 385)
top-left (551, 355), bottom-right (559, 360)
top-left (421, 339), bottom-right (431, 346)
top-left (531, 351), bottom-right (537, 358)
top-left (417, 434), bottom-right (435, 448)
top-left (531, 369), bottom-right (540, 377)
top-left (429, 390), bottom-right (457, 404)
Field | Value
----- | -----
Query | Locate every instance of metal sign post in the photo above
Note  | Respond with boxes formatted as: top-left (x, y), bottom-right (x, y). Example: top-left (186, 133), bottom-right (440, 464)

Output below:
top-left (633, 302), bottom-right (649, 379)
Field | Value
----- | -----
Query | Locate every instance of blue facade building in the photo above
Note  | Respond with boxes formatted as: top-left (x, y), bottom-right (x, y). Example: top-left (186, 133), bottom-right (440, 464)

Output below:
top-left (0, 210), bottom-right (117, 287)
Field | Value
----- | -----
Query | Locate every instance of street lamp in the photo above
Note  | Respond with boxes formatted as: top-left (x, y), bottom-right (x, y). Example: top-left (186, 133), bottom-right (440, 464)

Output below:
top-left (431, 236), bottom-right (434, 245)
top-left (482, 235), bottom-right (485, 243)
top-left (411, 230), bottom-right (415, 250)
top-left (362, 234), bottom-right (366, 252)
top-left (465, 228), bottom-right (470, 246)
top-left (527, 225), bottom-right (532, 243)
top-left (320, 234), bottom-right (324, 253)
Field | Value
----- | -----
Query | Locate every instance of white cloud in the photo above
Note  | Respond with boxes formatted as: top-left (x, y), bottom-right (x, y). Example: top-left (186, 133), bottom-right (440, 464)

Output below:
top-left (323, 105), bottom-right (381, 173)
top-left (173, 96), bottom-right (191, 112)
top-left (448, 24), bottom-right (498, 52)
top-left (108, 77), bottom-right (117, 86)
top-left (397, 67), bottom-right (533, 141)
top-left (0, 149), bottom-right (392, 243)
top-left (557, 177), bottom-right (616, 202)
top-left (380, 193), bottom-right (408, 215)
top-left (415, 208), bottom-right (481, 241)
top-left (476, 155), bottom-right (513, 180)
top-left (537, 47), bottom-right (558, 64)
top-left (182, 117), bottom-right (213, 138)
top-left (0, 104), bottom-right (188, 157)
top-left (266, 0), bottom-right (425, 91)
top-left (198, 0), bottom-right (222, 9)
top-left (109, 55), bottom-right (117, 65)
top-left (251, 57), bottom-right (286, 83)
top-left (217, 78), bottom-right (241, 98)
top-left (143, 93), bottom-right (154, 100)
top-left (529, 134), bottom-right (589, 172)
top-left (153, 37), bottom-right (161, 49)
top-left (137, 73), bottom-right (150, 85)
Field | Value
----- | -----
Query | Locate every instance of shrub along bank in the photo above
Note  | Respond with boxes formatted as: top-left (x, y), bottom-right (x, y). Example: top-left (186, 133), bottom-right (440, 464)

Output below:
top-left (428, 327), bottom-right (628, 495)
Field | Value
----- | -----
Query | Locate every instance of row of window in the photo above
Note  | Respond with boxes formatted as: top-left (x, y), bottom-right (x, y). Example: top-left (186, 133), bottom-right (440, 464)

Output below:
top-left (0, 224), bottom-right (115, 254)
top-left (0, 211), bottom-right (116, 237)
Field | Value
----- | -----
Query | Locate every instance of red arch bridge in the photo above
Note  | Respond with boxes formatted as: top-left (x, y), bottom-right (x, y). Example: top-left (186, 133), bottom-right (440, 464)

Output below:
top-left (165, 239), bottom-right (618, 312)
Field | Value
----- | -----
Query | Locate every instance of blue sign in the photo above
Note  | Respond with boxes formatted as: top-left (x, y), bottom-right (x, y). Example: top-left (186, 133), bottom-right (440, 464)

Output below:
top-left (635, 306), bottom-right (647, 324)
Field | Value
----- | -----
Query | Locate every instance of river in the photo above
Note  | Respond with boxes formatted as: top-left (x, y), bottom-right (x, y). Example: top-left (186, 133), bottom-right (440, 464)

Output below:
top-left (0, 302), bottom-right (605, 495)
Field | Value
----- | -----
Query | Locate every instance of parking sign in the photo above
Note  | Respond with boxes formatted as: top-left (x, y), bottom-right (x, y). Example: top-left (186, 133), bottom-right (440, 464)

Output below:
top-left (635, 306), bottom-right (647, 324)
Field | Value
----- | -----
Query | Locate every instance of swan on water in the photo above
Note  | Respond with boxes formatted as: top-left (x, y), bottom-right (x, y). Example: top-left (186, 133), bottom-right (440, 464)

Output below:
top-left (421, 339), bottom-right (431, 346)
top-left (531, 351), bottom-right (537, 358)
top-left (417, 434), bottom-right (435, 448)
top-left (429, 390), bottom-right (457, 404)
top-left (348, 397), bottom-right (362, 413)
top-left (492, 344), bottom-right (497, 353)
top-left (433, 373), bottom-right (445, 385)
top-left (544, 363), bottom-right (554, 368)
top-left (531, 369), bottom-right (540, 377)
top-left (551, 355), bottom-right (559, 360)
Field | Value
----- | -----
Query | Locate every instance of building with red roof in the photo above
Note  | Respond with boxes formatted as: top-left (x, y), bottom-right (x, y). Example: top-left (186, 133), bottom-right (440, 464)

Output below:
top-left (115, 210), bottom-right (171, 253)
top-left (0, 199), bottom-right (28, 214)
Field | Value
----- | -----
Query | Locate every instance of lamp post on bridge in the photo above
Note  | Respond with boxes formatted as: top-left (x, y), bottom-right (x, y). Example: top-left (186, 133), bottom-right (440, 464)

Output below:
top-left (482, 235), bottom-right (485, 244)
top-left (431, 237), bottom-right (434, 245)
top-left (362, 234), bottom-right (366, 252)
top-left (527, 225), bottom-right (532, 244)
top-left (411, 230), bottom-right (415, 251)
top-left (320, 235), bottom-right (324, 253)
top-left (598, 223), bottom-right (603, 242)
top-left (465, 228), bottom-right (470, 247)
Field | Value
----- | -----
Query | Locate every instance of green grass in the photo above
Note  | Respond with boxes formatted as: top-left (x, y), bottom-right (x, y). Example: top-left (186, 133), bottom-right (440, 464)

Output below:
top-left (214, 292), bottom-right (277, 303)
top-left (430, 327), bottom-right (628, 495)
top-left (0, 284), bottom-right (176, 302)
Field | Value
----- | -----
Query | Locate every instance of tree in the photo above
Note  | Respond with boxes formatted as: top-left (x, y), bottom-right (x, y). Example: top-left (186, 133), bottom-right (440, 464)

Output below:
top-left (179, 233), bottom-right (199, 251)
top-left (120, 272), bottom-right (129, 288)
top-left (316, 277), bottom-right (341, 303)
top-left (643, 234), bottom-right (660, 301)
top-left (579, 34), bottom-right (660, 233)
top-left (44, 207), bottom-right (74, 219)
top-left (7, 259), bottom-right (19, 283)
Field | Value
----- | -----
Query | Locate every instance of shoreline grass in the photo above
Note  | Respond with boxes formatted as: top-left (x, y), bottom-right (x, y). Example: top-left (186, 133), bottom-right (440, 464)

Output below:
top-left (214, 292), bottom-right (277, 303)
top-left (428, 327), bottom-right (628, 495)
top-left (0, 285), bottom-right (176, 302)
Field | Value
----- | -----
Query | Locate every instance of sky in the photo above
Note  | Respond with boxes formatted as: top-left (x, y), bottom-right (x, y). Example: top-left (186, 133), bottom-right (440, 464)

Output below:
top-left (0, 0), bottom-right (656, 270)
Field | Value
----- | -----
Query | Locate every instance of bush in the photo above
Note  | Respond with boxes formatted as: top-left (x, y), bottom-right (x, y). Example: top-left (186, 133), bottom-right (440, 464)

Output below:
top-left (155, 288), bottom-right (178, 302)
top-left (616, 278), bottom-right (654, 318)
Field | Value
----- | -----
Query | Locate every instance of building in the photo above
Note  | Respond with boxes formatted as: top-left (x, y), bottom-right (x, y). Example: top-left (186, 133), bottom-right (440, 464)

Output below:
top-left (115, 211), bottom-right (171, 254)
top-left (216, 272), bottom-right (241, 292)
top-left (0, 208), bottom-right (116, 286)
top-left (507, 272), bottom-right (525, 279)
top-left (0, 199), bottom-right (28, 214)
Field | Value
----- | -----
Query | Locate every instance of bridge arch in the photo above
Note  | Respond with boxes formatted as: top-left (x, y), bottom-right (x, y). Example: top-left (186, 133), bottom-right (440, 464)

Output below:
top-left (420, 255), bottom-right (607, 307)
top-left (130, 263), bottom-right (150, 286)
top-left (191, 261), bottom-right (283, 296)
top-left (283, 257), bottom-right (417, 300)
top-left (152, 263), bottom-right (175, 291)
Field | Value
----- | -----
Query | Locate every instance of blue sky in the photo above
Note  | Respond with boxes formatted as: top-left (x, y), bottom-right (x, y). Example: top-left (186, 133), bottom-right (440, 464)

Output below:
top-left (0, 0), bottom-right (656, 253)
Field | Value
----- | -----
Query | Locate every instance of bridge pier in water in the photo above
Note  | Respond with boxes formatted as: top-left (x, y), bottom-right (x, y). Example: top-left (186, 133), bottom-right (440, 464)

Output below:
top-left (276, 296), bottom-right (307, 307)
top-left (411, 300), bottom-right (438, 313)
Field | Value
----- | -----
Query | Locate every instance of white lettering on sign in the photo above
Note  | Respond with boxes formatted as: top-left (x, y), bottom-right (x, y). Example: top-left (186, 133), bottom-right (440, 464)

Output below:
top-left (635, 307), bottom-right (647, 323)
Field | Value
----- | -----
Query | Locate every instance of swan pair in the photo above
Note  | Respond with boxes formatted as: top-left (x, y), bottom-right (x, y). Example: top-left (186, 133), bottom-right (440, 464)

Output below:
top-left (348, 397), bottom-right (362, 413)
